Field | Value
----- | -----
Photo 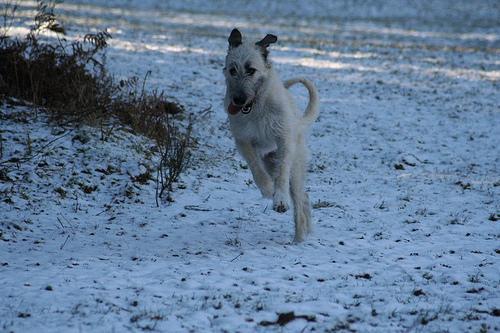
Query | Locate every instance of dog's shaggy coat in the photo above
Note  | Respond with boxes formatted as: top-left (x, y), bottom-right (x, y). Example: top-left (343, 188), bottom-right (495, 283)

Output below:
top-left (223, 29), bottom-right (319, 242)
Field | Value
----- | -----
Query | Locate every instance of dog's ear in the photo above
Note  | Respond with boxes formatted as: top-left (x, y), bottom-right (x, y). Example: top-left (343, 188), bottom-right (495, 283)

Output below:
top-left (255, 34), bottom-right (277, 48)
top-left (228, 28), bottom-right (242, 48)
top-left (255, 34), bottom-right (277, 62)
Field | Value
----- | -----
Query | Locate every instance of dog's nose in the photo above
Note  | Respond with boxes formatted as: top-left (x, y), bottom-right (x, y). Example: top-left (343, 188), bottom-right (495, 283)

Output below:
top-left (233, 95), bottom-right (246, 106)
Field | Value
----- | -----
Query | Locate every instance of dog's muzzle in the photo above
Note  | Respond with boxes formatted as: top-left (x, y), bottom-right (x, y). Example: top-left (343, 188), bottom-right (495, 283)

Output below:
top-left (228, 101), bottom-right (253, 115)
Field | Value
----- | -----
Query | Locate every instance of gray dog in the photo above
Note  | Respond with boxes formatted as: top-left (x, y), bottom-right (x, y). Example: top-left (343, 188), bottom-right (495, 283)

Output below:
top-left (223, 28), bottom-right (319, 243)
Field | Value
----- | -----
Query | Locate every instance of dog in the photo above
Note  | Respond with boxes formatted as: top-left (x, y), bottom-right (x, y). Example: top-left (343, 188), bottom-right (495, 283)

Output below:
top-left (223, 28), bottom-right (319, 243)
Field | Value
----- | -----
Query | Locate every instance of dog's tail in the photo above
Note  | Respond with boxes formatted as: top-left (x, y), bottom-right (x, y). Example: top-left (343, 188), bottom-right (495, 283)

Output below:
top-left (284, 78), bottom-right (319, 126)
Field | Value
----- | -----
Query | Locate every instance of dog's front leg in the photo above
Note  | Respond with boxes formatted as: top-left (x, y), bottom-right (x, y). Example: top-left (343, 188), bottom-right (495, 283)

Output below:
top-left (272, 134), bottom-right (293, 213)
top-left (235, 140), bottom-right (274, 198)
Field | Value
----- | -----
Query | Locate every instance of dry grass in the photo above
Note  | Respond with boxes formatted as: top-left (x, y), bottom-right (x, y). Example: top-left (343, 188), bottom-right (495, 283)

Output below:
top-left (0, 2), bottom-right (112, 123)
top-left (0, 0), bottom-right (192, 202)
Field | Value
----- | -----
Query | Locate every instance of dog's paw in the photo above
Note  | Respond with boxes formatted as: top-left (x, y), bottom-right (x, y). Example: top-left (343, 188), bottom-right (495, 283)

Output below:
top-left (273, 201), bottom-right (289, 213)
top-left (273, 192), bottom-right (290, 213)
top-left (292, 234), bottom-right (305, 244)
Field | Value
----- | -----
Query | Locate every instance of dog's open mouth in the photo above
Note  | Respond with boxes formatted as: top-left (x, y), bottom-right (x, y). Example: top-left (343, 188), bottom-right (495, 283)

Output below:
top-left (228, 101), bottom-right (253, 115)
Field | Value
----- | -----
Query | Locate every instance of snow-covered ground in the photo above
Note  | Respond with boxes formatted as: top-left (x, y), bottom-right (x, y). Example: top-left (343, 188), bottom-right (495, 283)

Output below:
top-left (1, 1), bottom-right (499, 332)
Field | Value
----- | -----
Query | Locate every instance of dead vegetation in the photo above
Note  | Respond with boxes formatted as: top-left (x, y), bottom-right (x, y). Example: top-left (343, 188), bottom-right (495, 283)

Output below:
top-left (259, 311), bottom-right (316, 327)
top-left (0, 1), bottom-right (192, 203)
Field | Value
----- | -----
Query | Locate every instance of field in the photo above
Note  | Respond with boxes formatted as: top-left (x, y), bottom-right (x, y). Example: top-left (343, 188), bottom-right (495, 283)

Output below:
top-left (1, 1), bottom-right (499, 332)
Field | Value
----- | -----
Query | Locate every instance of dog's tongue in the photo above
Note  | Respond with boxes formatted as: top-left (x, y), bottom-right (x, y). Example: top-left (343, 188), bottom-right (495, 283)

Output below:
top-left (228, 103), bottom-right (242, 115)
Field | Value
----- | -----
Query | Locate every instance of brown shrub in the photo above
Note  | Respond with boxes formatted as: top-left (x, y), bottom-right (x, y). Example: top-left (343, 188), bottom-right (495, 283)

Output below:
top-left (0, 1), bottom-right (192, 203)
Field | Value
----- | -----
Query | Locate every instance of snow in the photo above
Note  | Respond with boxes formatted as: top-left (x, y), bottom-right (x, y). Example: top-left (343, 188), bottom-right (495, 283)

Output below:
top-left (1, 0), bottom-right (499, 332)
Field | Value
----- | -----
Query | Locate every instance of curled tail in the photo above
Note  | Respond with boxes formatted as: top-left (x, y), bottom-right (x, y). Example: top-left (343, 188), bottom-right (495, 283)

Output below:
top-left (284, 77), bottom-right (319, 126)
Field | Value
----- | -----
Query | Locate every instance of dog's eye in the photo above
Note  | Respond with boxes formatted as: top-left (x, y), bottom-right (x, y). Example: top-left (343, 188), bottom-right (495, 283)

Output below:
top-left (246, 68), bottom-right (256, 75)
top-left (229, 68), bottom-right (237, 76)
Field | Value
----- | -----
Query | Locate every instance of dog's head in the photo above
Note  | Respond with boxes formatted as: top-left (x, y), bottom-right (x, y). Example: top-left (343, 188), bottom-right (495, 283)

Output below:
top-left (223, 28), bottom-right (277, 113)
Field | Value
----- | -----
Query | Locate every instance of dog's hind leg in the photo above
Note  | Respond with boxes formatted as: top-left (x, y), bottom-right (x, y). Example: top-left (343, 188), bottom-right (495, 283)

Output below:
top-left (290, 141), bottom-right (312, 242)
top-left (290, 171), bottom-right (310, 243)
